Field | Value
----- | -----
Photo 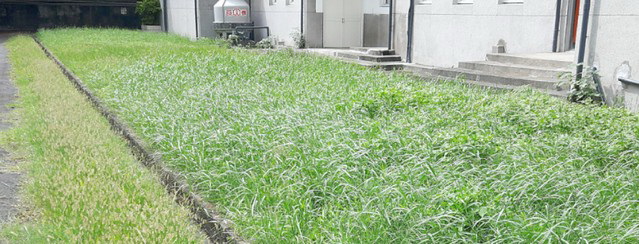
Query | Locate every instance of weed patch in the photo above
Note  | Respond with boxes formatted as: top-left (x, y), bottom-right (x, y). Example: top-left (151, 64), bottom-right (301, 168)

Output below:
top-left (37, 28), bottom-right (639, 243)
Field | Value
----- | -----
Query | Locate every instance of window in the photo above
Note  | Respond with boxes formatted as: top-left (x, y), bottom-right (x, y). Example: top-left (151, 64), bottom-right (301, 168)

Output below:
top-left (381, 0), bottom-right (390, 7)
top-left (417, 0), bottom-right (432, 5)
top-left (499, 0), bottom-right (523, 4)
top-left (286, 0), bottom-right (295, 5)
top-left (269, 0), bottom-right (278, 5)
top-left (454, 0), bottom-right (473, 4)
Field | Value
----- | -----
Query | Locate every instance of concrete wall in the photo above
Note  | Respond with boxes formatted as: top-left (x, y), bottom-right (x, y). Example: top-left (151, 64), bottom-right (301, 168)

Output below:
top-left (166, 0), bottom-right (197, 39)
top-left (251, 0), bottom-right (302, 46)
top-left (307, 0), bottom-right (392, 48)
top-left (304, 0), bottom-right (322, 48)
top-left (362, 0), bottom-right (390, 47)
top-left (410, 0), bottom-right (560, 67)
top-left (164, 0), bottom-right (216, 39)
top-left (392, 1), bottom-right (410, 60)
top-left (198, 0), bottom-right (217, 38)
top-left (363, 14), bottom-right (389, 47)
top-left (585, 1), bottom-right (639, 107)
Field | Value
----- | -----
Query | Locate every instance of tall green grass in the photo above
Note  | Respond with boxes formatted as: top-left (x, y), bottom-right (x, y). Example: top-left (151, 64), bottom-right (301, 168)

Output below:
top-left (40, 28), bottom-right (639, 243)
top-left (1, 35), bottom-right (205, 242)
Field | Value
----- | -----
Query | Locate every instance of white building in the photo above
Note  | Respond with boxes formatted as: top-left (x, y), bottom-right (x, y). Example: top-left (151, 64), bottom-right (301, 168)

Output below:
top-left (162, 0), bottom-right (638, 108)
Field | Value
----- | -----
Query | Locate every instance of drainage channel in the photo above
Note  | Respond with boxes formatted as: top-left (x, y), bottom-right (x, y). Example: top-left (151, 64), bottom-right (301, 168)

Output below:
top-left (33, 36), bottom-right (245, 244)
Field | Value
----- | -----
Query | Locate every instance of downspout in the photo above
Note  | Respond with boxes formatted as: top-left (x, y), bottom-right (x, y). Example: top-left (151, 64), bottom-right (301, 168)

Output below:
top-left (552, 0), bottom-right (561, 52)
top-left (300, 0), bottom-right (304, 34)
top-left (387, 0), bottom-right (393, 51)
top-left (406, 0), bottom-right (415, 63)
top-left (575, 0), bottom-right (591, 80)
top-left (194, 0), bottom-right (199, 38)
top-left (163, 0), bottom-right (168, 32)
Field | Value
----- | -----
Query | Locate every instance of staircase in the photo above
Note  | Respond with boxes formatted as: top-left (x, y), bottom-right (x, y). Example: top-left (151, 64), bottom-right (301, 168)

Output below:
top-left (404, 52), bottom-right (574, 97)
top-left (333, 47), bottom-right (404, 71)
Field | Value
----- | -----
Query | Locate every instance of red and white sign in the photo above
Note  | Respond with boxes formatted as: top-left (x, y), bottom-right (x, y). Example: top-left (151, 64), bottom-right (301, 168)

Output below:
top-left (226, 8), bottom-right (248, 17)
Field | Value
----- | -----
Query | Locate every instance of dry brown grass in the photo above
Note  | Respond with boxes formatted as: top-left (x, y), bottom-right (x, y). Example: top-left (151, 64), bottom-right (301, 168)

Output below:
top-left (0, 36), bottom-right (205, 243)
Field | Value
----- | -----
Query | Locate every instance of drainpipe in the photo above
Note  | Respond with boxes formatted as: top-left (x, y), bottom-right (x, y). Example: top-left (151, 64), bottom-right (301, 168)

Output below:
top-left (300, 0), bottom-right (304, 34)
top-left (406, 0), bottom-right (415, 63)
top-left (575, 0), bottom-right (591, 80)
top-left (552, 0), bottom-right (561, 52)
top-left (163, 0), bottom-right (168, 32)
top-left (194, 0), bottom-right (199, 38)
top-left (387, 0), bottom-right (393, 51)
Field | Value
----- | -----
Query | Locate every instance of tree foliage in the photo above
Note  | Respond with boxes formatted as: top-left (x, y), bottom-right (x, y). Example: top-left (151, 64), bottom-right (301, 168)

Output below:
top-left (136, 0), bottom-right (161, 25)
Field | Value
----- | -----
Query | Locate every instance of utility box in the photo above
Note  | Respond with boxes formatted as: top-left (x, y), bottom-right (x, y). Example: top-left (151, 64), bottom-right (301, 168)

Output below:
top-left (214, 0), bottom-right (250, 24)
top-left (213, 0), bottom-right (253, 39)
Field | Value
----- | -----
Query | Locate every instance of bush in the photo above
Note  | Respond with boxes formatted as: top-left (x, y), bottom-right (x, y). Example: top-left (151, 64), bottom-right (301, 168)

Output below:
top-left (290, 29), bottom-right (305, 49)
top-left (558, 65), bottom-right (603, 105)
top-left (256, 37), bottom-right (275, 49)
top-left (136, 0), bottom-right (162, 25)
top-left (227, 34), bottom-right (241, 46)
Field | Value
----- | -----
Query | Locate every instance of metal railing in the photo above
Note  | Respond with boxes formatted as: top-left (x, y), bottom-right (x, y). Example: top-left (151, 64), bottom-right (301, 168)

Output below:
top-left (619, 77), bottom-right (639, 86)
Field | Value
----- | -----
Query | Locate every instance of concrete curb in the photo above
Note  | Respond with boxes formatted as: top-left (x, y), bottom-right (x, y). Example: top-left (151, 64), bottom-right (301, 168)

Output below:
top-left (32, 36), bottom-right (245, 244)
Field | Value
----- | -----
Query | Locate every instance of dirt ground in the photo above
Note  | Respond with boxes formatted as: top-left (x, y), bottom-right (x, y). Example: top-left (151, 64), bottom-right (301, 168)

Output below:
top-left (0, 33), bottom-right (20, 223)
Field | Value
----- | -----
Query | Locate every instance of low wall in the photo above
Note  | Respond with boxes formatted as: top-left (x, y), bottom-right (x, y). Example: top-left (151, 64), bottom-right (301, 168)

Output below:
top-left (0, 4), bottom-right (139, 31)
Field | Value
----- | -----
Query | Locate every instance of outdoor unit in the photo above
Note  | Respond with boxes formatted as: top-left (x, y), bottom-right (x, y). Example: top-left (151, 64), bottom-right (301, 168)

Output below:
top-left (213, 0), bottom-right (253, 39)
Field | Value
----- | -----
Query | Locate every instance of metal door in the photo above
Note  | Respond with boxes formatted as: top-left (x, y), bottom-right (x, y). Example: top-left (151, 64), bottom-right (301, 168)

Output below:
top-left (322, 0), bottom-right (362, 48)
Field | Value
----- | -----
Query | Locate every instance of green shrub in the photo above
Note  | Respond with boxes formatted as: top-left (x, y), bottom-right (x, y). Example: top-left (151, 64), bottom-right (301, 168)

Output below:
top-left (290, 29), bottom-right (305, 49)
top-left (136, 0), bottom-right (161, 25)
top-left (558, 65), bottom-right (603, 105)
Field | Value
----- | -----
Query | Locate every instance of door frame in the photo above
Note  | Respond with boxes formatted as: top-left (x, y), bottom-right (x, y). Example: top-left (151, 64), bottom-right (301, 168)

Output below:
top-left (322, 0), bottom-right (364, 48)
top-left (555, 0), bottom-right (580, 52)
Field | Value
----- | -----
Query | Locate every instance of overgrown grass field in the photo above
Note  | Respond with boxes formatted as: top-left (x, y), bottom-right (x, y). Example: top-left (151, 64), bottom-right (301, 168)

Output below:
top-left (1, 36), bottom-right (204, 242)
top-left (40, 29), bottom-right (639, 243)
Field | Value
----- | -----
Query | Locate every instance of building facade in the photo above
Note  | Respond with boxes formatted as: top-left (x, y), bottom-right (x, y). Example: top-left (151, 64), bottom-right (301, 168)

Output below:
top-left (164, 0), bottom-right (638, 108)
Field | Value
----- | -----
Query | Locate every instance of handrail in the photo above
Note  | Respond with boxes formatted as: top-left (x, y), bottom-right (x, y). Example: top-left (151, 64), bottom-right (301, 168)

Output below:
top-left (619, 77), bottom-right (639, 86)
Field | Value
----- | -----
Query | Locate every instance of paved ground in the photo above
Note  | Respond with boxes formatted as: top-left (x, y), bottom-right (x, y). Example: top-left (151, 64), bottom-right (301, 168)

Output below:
top-left (0, 33), bottom-right (20, 223)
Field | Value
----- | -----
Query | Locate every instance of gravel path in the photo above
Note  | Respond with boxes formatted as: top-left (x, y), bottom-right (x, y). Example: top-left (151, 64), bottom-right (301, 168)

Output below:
top-left (0, 33), bottom-right (20, 224)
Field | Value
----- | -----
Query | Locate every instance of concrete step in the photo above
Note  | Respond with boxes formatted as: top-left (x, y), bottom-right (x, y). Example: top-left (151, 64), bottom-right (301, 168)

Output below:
top-left (404, 63), bottom-right (568, 93)
top-left (350, 47), bottom-right (372, 52)
top-left (350, 47), bottom-right (396, 56)
top-left (338, 57), bottom-right (404, 71)
top-left (360, 54), bottom-right (402, 62)
top-left (368, 49), bottom-right (396, 56)
top-left (336, 51), bottom-right (402, 63)
top-left (459, 61), bottom-right (570, 80)
top-left (486, 53), bottom-right (573, 69)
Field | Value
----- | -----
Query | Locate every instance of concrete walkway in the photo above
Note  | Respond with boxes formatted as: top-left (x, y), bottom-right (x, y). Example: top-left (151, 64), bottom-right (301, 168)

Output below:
top-left (0, 33), bottom-right (20, 223)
